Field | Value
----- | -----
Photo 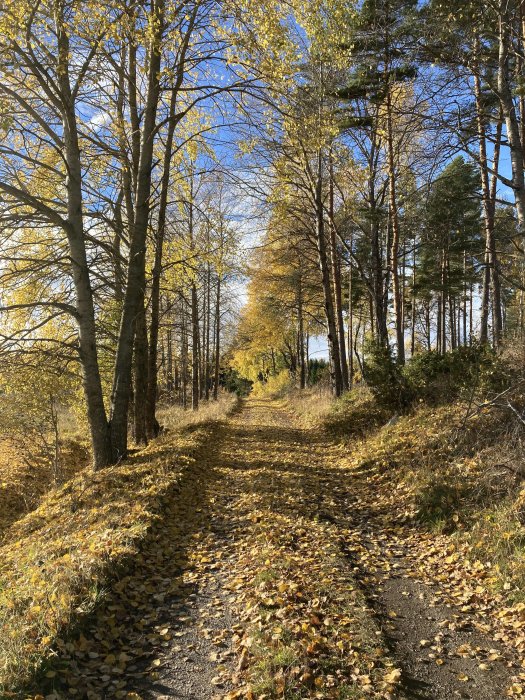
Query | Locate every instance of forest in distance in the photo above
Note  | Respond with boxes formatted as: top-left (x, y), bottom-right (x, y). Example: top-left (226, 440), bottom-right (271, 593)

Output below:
top-left (1, 0), bottom-right (525, 462)
top-left (5, 0), bottom-right (525, 698)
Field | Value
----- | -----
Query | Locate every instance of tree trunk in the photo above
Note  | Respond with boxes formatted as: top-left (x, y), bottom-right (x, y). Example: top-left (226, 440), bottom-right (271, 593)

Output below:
top-left (146, 91), bottom-right (177, 439)
top-left (475, 57), bottom-right (502, 345)
top-left (463, 253), bottom-right (468, 347)
top-left (329, 152), bottom-right (349, 389)
top-left (166, 325), bottom-right (174, 402)
top-left (498, 3), bottom-right (525, 231)
top-left (425, 301), bottom-right (431, 351)
top-left (200, 277), bottom-right (206, 399)
top-left (55, 8), bottom-right (111, 469)
top-left (315, 151), bottom-right (343, 396)
top-left (368, 166), bottom-right (388, 346)
top-left (411, 246), bottom-right (417, 356)
top-left (490, 116), bottom-right (504, 346)
top-left (191, 283), bottom-right (199, 411)
top-left (437, 294), bottom-right (442, 354)
top-left (348, 259), bottom-right (354, 386)
top-left (213, 276), bottom-right (221, 400)
top-left (109, 0), bottom-right (165, 460)
top-left (181, 298), bottom-right (188, 409)
top-left (205, 264), bottom-right (211, 400)
top-left (133, 302), bottom-right (148, 445)
top-left (297, 274), bottom-right (306, 390)
top-left (386, 89), bottom-right (405, 363)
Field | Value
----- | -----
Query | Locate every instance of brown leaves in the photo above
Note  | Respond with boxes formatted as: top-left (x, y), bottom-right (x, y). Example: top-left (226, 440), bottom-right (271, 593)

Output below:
top-left (214, 402), bottom-right (403, 700)
top-left (0, 420), bottom-right (224, 693)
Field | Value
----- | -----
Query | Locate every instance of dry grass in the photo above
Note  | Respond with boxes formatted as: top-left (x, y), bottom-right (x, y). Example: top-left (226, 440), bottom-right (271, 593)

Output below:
top-left (0, 436), bottom-right (89, 540)
top-left (157, 391), bottom-right (238, 432)
top-left (287, 383), bottom-right (388, 437)
top-left (0, 395), bottom-right (236, 694)
top-left (318, 385), bottom-right (525, 600)
top-left (284, 384), bottom-right (334, 427)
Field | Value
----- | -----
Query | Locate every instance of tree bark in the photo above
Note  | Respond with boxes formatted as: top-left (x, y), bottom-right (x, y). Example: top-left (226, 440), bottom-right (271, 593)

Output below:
top-left (348, 259), bottom-right (354, 385)
top-left (490, 117), bottom-right (504, 346)
top-left (191, 282), bottom-right (199, 411)
top-left (133, 301), bottom-right (148, 445)
top-left (213, 276), bottom-right (221, 400)
top-left (146, 91), bottom-right (177, 439)
top-left (475, 56), bottom-right (502, 345)
top-left (386, 88), bottom-right (405, 363)
top-left (329, 152), bottom-right (349, 389)
top-left (498, 3), bottom-right (525, 231)
top-left (410, 246), bottom-right (416, 355)
top-left (181, 297), bottom-right (188, 408)
top-left (315, 151), bottom-right (343, 396)
top-left (109, 0), bottom-right (165, 460)
top-left (205, 264), bottom-right (211, 400)
top-left (55, 7), bottom-right (111, 469)
top-left (297, 273), bottom-right (306, 390)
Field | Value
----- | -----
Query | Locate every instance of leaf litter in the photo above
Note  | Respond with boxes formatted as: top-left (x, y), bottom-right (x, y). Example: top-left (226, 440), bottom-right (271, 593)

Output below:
top-left (13, 396), bottom-right (525, 699)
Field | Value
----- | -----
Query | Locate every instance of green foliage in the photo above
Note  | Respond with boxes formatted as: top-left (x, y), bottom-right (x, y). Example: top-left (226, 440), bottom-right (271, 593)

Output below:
top-left (414, 479), bottom-right (466, 530)
top-left (364, 343), bottom-right (507, 411)
top-left (308, 358), bottom-right (329, 385)
top-left (404, 345), bottom-right (508, 403)
top-left (362, 341), bottom-right (413, 410)
top-left (222, 368), bottom-right (253, 396)
top-left (321, 386), bottom-right (389, 437)
top-left (418, 157), bottom-right (482, 301)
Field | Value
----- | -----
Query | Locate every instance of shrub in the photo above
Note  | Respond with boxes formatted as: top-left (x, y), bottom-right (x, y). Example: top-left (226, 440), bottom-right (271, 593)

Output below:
top-left (362, 341), bottom-right (413, 411)
top-left (308, 358), bottom-right (329, 385)
top-left (363, 343), bottom-right (508, 411)
top-left (252, 370), bottom-right (292, 398)
top-left (222, 368), bottom-right (253, 396)
top-left (404, 345), bottom-right (508, 405)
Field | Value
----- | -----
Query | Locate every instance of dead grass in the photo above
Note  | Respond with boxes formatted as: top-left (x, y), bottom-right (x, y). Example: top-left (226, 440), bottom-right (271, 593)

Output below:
top-left (157, 391), bottom-right (237, 433)
top-left (320, 386), bottom-right (525, 600)
top-left (0, 437), bottom-right (89, 539)
top-left (284, 385), bottom-right (334, 427)
top-left (0, 395), bottom-right (236, 694)
top-left (287, 383), bottom-right (388, 437)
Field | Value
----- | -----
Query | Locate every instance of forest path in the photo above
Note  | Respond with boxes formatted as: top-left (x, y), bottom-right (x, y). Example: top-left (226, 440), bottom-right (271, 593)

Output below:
top-left (38, 398), bottom-right (521, 699)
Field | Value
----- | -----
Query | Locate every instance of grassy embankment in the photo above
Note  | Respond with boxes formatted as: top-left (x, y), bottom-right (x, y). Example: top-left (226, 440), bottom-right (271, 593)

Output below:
top-left (0, 394), bottom-right (236, 695)
top-left (289, 381), bottom-right (525, 600)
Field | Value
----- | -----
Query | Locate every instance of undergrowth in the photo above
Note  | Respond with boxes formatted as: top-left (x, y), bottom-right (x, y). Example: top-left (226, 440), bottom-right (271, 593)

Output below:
top-left (287, 384), bottom-right (388, 438)
top-left (0, 437), bottom-right (89, 539)
top-left (251, 370), bottom-right (293, 399)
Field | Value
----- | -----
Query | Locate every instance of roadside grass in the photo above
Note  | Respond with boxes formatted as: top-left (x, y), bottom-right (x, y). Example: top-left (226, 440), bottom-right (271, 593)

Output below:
top-left (157, 391), bottom-right (237, 432)
top-left (0, 395), bottom-right (236, 695)
top-left (309, 384), bottom-right (525, 601)
top-left (287, 383), bottom-right (389, 438)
